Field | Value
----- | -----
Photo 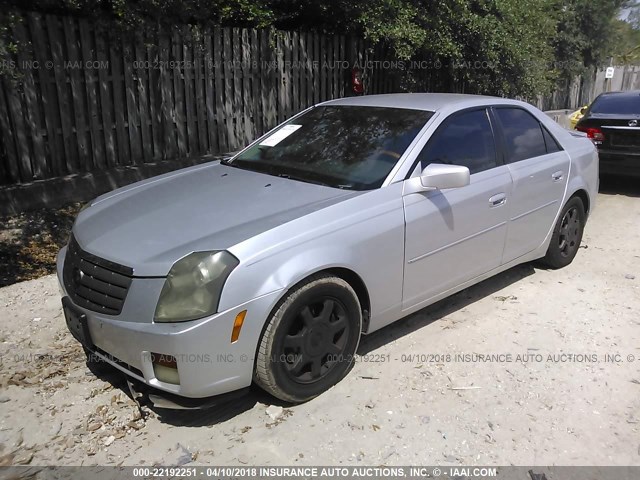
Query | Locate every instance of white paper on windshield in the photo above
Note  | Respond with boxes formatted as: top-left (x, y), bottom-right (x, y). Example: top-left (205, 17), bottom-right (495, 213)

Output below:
top-left (259, 124), bottom-right (302, 147)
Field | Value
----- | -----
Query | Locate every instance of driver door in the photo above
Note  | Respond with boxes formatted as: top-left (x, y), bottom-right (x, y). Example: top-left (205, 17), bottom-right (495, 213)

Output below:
top-left (402, 108), bottom-right (512, 310)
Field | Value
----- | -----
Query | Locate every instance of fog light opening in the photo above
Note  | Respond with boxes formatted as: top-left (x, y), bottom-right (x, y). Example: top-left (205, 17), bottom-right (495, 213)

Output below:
top-left (151, 353), bottom-right (180, 385)
top-left (231, 310), bottom-right (247, 343)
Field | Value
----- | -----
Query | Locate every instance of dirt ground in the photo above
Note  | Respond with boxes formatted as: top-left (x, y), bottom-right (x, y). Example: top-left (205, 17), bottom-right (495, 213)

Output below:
top-left (0, 203), bottom-right (82, 288)
top-left (0, 179), bottom-right (638, 467)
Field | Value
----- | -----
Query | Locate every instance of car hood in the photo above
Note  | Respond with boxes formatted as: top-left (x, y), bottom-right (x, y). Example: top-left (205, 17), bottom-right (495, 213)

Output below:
top-left (73, 162), bottom-right (357, 276)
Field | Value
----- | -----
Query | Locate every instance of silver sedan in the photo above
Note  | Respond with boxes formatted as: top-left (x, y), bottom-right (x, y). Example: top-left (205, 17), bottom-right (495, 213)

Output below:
top-left (57, 93), bottom-right (598, 407)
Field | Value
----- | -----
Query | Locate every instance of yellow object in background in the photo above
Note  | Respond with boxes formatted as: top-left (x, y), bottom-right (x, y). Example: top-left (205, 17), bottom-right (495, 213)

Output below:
top-left (570, 105), bottom-right (589, 129)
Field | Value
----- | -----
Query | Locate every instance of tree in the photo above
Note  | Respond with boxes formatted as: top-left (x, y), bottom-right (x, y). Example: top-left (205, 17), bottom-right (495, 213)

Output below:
top-left (611, 8), bottom-right (640, 64)
top-left (357, 0), bottom-right (558, 97)
top-left (552, 0), bottom-right (627, 79)
top-left (1, 0), bottom-right (274, 30)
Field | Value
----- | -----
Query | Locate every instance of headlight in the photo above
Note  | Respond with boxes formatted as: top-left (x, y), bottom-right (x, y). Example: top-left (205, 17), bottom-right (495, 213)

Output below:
top-left (154, 251), bottom-right (239, 323)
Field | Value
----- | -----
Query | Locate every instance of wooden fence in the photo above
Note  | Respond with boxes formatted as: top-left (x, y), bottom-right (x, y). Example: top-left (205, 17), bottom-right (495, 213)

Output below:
top-left (535, 65), bottom-right (640, 111)
top-left (3, 11), bottom-right (639, 187)
top-left (0, 13), bottom-right (411, 185)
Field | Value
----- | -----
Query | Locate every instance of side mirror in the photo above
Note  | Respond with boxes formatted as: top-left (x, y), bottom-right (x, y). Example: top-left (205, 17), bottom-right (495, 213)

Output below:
top-left (404, 163), bottom-right (470, 194)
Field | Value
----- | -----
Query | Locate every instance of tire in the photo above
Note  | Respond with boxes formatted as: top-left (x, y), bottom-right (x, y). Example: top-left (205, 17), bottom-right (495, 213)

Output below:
top-left (254, 274), bottom-right (362, 403)
top-left (541, 196), bottom-right (585, 269)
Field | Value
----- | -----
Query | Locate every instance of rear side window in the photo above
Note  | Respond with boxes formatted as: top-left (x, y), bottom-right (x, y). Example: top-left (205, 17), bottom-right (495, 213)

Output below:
top-left (417, 109), bottom-right (497, 175)
top-left (541, 126), bottom-right (562, 153)
top-left (494, 108), bottom-right (548, 162)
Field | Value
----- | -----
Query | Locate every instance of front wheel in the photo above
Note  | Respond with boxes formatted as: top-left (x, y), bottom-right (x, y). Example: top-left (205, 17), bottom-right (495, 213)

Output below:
top-left (254, 274), bottom-right (362, 403)
top-left (542, 196), bottom-right (585, 269)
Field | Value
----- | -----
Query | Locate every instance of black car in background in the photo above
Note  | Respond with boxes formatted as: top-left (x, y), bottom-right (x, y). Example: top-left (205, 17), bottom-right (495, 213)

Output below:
top-left (576, 90), bottom-right (640, 177)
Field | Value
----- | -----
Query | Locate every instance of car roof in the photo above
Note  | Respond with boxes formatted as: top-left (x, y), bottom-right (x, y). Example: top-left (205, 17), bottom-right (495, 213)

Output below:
top-left (321, 93), bottom-right (501, 112)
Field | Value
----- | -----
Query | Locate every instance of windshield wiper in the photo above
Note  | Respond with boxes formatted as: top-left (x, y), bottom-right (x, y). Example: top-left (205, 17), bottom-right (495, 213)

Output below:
top-left (222, 158), bottom-right (352, 189)
top-left (276, 172), bottom-right (323, 185)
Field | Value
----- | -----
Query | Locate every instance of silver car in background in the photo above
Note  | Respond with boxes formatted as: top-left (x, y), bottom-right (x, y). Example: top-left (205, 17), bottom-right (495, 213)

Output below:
top-left (57, 94), bottom-right (598, 407)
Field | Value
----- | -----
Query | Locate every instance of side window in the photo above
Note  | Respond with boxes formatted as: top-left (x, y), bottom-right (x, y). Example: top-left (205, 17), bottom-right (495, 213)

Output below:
top-left (541, 125), bottom-right (562, 153)
top-left (494, 108), bottom-right (548, 162)
top-left (417, 109), bottom-right (497, 175)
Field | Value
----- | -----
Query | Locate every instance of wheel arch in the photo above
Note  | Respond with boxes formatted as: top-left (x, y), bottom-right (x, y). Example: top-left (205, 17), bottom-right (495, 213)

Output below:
top-left (264, 266), bottom-right (372, 334)
top-left (323, 267), bottom-right (372, 332)
top-left (568, 188), bottom-right (590, 218)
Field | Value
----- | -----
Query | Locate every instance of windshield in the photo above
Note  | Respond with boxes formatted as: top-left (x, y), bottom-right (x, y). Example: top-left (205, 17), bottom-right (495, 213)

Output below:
top-left (227, 105), bottom-right (433, 190)
top-left (589, 94), bottom-right (640, 115)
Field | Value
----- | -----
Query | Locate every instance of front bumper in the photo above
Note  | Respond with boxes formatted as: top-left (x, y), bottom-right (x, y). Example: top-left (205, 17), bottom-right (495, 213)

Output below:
top-left (57, 247), bottom-right (283, 399)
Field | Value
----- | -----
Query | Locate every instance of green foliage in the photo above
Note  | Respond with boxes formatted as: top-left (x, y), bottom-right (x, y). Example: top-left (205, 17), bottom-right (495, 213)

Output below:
top-left (358, 1), bottom-right (429, 60)
top-left (3, 0), bottom-right (274, 30)
top-left (0, 0), bottom-right (631, 97)
top-left (0, 0), bottom-right (275, 76)
top-left (552, 0), bottom-right (626, 79)
top-left (0, 11), bottom-right (21, 78)
top-left (358, 0), bottom-right (558, 97)
top-left (610, 17), bottom-right (640, 63)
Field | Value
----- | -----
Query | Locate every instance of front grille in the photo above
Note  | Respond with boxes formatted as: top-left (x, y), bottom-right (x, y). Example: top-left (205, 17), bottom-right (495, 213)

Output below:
top-left (63, 236), bottom-right (133, 315)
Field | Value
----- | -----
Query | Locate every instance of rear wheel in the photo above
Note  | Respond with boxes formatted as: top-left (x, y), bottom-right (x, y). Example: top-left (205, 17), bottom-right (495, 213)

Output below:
top-left (542, 196), bottom-right (585, 269)
top-left (254, 274), bottom-right (362, 403)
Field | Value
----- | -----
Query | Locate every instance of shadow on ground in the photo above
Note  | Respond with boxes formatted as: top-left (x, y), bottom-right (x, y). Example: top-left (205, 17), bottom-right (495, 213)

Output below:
top-left (0, 202), bottom-right (81, 287)
top-left (358, 263), bottom-right (536, 355)
top-left (598, 174), bottom-right (640, 197)
top-left (86, 355), bottom-right (289, 427)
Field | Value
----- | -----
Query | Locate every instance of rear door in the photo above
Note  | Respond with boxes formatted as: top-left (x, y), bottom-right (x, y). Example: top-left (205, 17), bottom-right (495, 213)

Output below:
top-left (492, 107), bottom-right (570, 263)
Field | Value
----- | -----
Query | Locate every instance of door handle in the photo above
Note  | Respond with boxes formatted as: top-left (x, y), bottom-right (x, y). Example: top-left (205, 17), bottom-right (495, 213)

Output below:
top-left (552, 170), bottom-right (564, 181)
top-left (489, 193), bottom-right (506, 207)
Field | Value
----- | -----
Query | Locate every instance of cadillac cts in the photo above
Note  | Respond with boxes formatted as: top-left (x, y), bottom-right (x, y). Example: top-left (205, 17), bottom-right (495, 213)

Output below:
top-left (57, 94), bottom-right (598, 407)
